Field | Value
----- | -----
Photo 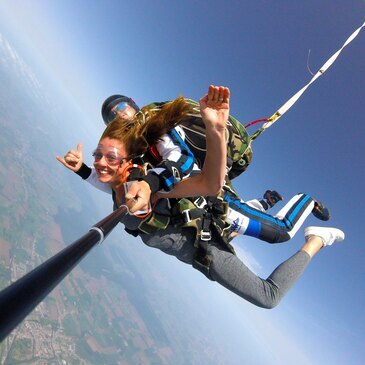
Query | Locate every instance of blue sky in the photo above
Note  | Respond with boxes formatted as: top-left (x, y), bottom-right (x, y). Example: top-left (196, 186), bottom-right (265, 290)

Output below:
top-left (0, 1), bottom-right (364, 364)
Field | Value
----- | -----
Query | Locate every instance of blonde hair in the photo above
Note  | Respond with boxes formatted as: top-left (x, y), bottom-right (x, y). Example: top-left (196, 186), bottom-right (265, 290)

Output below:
top-left (100, 96), bottom-right (193, 158)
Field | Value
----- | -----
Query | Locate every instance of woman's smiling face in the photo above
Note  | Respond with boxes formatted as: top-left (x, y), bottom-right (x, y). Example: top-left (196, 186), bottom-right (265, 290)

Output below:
top-left (93, 137), bottom-right (130, 185)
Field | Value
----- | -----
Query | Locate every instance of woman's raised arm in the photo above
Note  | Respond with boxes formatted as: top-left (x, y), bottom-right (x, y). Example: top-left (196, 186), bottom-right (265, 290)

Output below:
top-left (158, 85), bottom-right (229, 199)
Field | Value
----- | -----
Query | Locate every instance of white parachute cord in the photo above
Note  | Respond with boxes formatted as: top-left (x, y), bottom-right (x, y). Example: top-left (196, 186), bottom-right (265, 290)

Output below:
top-left (259, 20), bottom-right (365, 131)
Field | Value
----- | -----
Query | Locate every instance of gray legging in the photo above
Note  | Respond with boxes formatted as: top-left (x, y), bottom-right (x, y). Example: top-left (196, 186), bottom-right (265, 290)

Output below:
top-left (138, 225), bottom-right (311, 309)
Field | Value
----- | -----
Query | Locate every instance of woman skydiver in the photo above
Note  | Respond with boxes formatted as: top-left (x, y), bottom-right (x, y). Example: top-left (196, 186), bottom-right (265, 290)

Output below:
top-left (57, 85), bottom-right (344, 308)
top-left (58, 87), bottom-right (330, 245)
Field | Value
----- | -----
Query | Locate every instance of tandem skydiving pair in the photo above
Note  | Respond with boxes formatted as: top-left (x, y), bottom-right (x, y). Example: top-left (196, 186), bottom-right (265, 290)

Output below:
top-left (57, 85), bottom-right (344, 308)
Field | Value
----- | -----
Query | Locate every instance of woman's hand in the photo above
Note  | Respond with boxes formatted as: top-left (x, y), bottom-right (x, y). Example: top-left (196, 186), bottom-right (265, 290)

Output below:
top-left (199, 85), bottom-right (230, 131)
top-left (124, 180), bottom-right (152, 213)
top-left (56, 143), bottom-right (83, 172)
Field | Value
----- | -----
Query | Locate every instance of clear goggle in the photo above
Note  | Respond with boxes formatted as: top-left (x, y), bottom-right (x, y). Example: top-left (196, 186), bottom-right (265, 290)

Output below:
top-left (92, 146), bottom-right (127, 166)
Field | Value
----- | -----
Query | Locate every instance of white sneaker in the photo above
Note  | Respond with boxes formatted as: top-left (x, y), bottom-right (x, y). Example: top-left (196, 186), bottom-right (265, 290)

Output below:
top-left (304, 226), bottom-right (345, 247)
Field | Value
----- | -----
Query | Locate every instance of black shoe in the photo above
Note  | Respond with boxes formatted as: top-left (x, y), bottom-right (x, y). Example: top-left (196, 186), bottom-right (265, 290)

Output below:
top-left (263, 190), bottom-right (283, 208)
top-left (312, 201), bottom-right (331, 221)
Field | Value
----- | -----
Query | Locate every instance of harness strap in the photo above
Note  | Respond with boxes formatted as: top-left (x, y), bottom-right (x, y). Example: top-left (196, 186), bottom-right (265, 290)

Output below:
top-left (177, 195), bottom-right (235, 279)
top-left (138, 213), bottom-right (171, 235)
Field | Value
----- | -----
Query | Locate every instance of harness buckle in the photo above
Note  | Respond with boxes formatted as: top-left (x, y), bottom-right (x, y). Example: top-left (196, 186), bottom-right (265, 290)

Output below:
top-left (200, 230), bottom-right (211, 241)
top-left (194, 197), bottom-right (207, 208)
top-left (182, 209), bottom-right (192, 223)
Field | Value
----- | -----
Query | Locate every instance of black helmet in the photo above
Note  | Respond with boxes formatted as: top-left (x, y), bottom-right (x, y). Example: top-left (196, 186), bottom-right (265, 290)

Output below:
top-left (101, 94), bottom-right (140, 125)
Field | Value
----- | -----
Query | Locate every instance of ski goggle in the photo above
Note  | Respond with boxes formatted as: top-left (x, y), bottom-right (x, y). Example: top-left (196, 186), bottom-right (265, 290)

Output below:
top-left (108, 102), bottom-right (130, 121)
top-left (92, 146), bottom-right (128, 166)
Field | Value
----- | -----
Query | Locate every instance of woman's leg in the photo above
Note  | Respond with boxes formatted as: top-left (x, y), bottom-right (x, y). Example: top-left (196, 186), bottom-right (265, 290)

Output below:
top-left (207, 226), bottom-right (344, 308)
